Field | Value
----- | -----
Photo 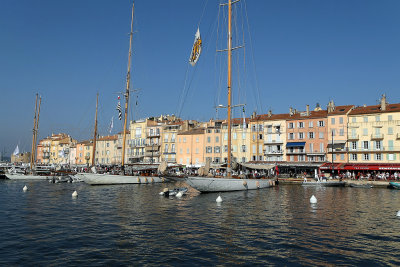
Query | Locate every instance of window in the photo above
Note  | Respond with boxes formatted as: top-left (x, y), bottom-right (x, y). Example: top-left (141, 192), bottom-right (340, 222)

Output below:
top-left (298, 155), bottom-right (305, 161)
top-left (375, 141), bottom-right (381, 150)
top-left (224, 133), bottom-right (228, 140)
top-left (388, 140), bottom-right (394, 151)
top-left (207, 129), bottom-right (212, 133)
top-left (309, 132), bottom-right (314, 139)
top-left (376, 154), bottom-right (382, 161)
top-left (340, 154), bottom-right (344, 160)
top-left (388, 115), bottom-right (393, 121)
top-left (215, 129), bottom-right (220, 133)
top-left (195, 148), bottom-right (199, 154)
top-left (389, 154), bottom-right (395, 161)
top-left (215, 136), bottom-right (219, 143)
top-left (242, 133), bottom-right (246, 140)
top-left (363, 116), bottom-right (368, 123)
top-left (363, 141), bottom-right (369, 150)
top-left (288, 122), bottom-right (294, 129)
top-left (206, 146), bottom-right (212, 153)
top-left (186, 148), bottom-right (189, 154)
top-left (363, 153), bottom-right (369, 161)
top-left (309, 143), bottom-right (314, 153)
top-left (241, 145), bottom-right (246, 152)
top-left (196, 137), bottom-right (199, 143)
top-left (299, 122), bottom-right (304, 128)
top-left (375, 116), bottom-right (380, 122)
top-left (363, 128), bottom-right (368, 136)
top-left (332, 129), bottom-right (336, 136)
top-left (252, 145), bottom-right (256, 153)
top-left (339, 128), bottom-right (344, 136)
top-left (224, 145), bottom-right (228, 152)
top-left (299, 132), bottom-right (304, 139)
top-left (388, 127), bottom-right (393, 135)
top-left (233, 133), bottom-right (237, 140)
top-left (207, 137), bottom-right (211, 143)
top-left (267, 126), bottom-right (272, 133)
top-left (318, 121), bottom-right (324, 127)
top-left (259, 134), bottom-right (263, 140)
top-left (331, 118), bottom-right (335, 125)
top-left (352, 117), bottom-right (356, 123)
top-left (164, 144), bottom-right (168, 152)
top-left (171, 144), bottom-right (175, 152)
top-left (320, 143), bottom-right (324, 152)
top-left (339, 117), bottom-right (344, 124)
top-left (289, 133), bottom-right (294, 140)
top-left (183, 138), bottom-right (186, 143)
top-left (232, 145), bottom-right (237, 152)
top-left (214, 146), bottom-right (220, 153)
top-left (164, 134), bottom-right (169, 143)
top-left (289, 155), bottom-right (294, 161)
top-left (351, 154), bottom-right (357, 161)
top-left (309, 121), bottom-right (313, 128)
top-left (319, 132), bottom-right (324, 139)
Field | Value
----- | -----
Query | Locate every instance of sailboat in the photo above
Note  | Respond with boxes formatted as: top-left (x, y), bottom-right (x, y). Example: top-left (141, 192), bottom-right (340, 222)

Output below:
top-left (80, 1), bottom-right (166, 185)
top-left (6, 94), bottom-right (54, 180)
top-left (185, 0), bottom-right (275, 192)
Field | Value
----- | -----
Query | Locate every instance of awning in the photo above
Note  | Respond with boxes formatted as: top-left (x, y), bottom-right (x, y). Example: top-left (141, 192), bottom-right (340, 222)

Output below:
top-left (319, 163), bottom-right (345, 170)
top-left (240, 163), bottom-right (275, 170)
top-left (342, 164), bottom-right (400, 171)
top-left (286, 142), bottom-right (306, 147)
top-left (327, 140), bottom-right (346, 145)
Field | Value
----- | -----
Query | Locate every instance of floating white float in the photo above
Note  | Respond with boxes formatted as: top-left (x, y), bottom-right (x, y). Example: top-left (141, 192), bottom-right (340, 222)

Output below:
top-left (72, 190), bottom-right (78, 197)
top-left (310, 195), bottom-right (317, 204)
top-left (176, 191), bottom-right (183, 198)
top-left (23, 185), bottom-right (28, 192)
top-left (397, 211), bottom-right (400, 217)
top-left (216, 195), bottom-right (222, 203)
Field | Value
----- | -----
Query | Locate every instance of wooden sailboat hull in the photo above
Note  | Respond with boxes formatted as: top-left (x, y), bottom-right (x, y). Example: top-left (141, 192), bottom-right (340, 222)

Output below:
top-left (185, 176), bottom-right (275, 192)
top-left (5, 174), bottom-right (52, 180)
top-left (79, 173), bottom-right (167, 185)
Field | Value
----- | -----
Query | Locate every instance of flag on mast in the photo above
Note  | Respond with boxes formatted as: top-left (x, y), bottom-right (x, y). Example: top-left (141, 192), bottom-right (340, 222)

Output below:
top-left (116, 96), bottom-right (122, 120)
top-left (189, 28), bottom-right (202, 66)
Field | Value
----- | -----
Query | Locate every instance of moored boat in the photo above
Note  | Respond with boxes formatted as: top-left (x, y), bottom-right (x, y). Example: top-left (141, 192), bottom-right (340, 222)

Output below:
top-left (389, 182), bottom-right (400, 189)
top-left (81, 173), bottom-right (166, 185)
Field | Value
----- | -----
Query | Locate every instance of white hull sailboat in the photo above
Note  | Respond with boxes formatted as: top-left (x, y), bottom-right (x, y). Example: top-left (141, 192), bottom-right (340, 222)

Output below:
top-left (5, 173), bottom-right (52, 180)
top-left (185, 0), bottom-right (275, 193)
top-left (79, 173), bottom-right (166, 185)
top-left (185, 177), bottom-right (274, 192)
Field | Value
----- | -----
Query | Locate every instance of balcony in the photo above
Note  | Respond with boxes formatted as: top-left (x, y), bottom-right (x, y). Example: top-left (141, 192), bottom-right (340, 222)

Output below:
top-left (264, 150), bottom-right (284, 155)
top-left (145, 151), bottom-right (160, 157)
top-left (371, 133), bottom-right (384, 140)
top-left (286, 150), bottom-right (306, 155)
top-left (264, 139), bottom-right (283, 145)
top-left (145, 144), bottom-right (160, 151)
top-left (348, 135), bottom-right (359, 140)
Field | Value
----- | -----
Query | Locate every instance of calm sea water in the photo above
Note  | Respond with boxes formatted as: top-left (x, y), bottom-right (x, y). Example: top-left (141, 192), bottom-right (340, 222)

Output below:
top-left (1, 179), bottom-right (400, 266)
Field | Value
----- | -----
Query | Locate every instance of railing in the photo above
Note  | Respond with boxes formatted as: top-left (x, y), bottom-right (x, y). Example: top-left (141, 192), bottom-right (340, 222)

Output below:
top-left (371, 134), bottom-right (384, 140)
top-left (348, 135), bottom-right (359, 140)
top-left (264, 150), bottom-right (284, 155)
top-left (264, 139), bottom-right (283, 144)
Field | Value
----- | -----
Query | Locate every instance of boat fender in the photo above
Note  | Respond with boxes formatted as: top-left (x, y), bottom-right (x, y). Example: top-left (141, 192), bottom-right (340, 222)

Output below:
top-left (243, 181), bottom-right (247, 187)
top-left (145, 177), bottom-right (148, 183)
top-left (23, 185), bottom-right (28, 192)
top-left (256, 181), bottom-right (260, 188)
top-left (310, 195), bottom-right (317, 204)
top-left (151, 177), bottom-right (154, 183)
top-left (137, 177), bottom-right (141, 183)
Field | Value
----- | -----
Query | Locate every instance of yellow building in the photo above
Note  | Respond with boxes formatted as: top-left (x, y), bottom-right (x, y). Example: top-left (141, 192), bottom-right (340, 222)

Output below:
top-left (128, 120), bottom-right (147, 163)
top-left (76, 140), bottom-right (93, 166)
top-left (96, 135), bottom-right (118, 165)
top-left (37, 133), bottom-right (76, 165)
top-left (176, 128), bottom-right (205, 167)
top-left (347, 95), bottom-right (400, 163)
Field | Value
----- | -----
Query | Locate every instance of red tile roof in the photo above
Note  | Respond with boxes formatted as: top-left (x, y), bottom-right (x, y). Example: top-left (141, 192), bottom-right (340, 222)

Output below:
top-left (349, 103), bottom-right (400, 115)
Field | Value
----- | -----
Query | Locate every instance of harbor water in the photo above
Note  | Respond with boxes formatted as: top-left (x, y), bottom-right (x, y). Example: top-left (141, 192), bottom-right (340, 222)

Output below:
top-left (1, 179), bottom-right (400, 266)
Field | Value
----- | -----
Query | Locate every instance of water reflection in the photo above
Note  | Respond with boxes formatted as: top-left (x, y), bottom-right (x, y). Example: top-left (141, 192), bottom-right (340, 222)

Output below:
top-left (1, 180), bottom-right (400, 265)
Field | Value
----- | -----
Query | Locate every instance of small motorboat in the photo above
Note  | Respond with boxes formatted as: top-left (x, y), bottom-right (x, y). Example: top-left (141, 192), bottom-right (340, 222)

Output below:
top-left (389, 182), bottom-right (400, 190)
top-left (159, 187), bottom-right (188, 197)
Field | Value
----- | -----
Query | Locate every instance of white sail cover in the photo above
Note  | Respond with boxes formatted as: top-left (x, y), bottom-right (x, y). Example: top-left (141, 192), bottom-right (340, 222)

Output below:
top-left (13, 145), bottom-right (19, 155)
top-left (189, 28), bottom-right (202, 66)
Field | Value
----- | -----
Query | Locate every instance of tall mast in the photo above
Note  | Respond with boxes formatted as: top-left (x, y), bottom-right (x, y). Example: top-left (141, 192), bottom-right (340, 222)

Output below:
top-left (121, 1), bottom-right (135, 168)
top-left (30, 93), bottom-right (38, 170)
top-left (227, 0), bottom-right (233, 176)
top-left (92, 93), bottom-right (99, 166)
top-left (33, 96), bottom-right (41, 165)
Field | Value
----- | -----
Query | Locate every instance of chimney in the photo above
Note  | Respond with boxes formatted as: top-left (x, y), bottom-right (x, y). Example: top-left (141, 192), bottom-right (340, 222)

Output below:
top-left (306, 105), bottom-right (310, 116)
top-left (289, 107), bottom-right (293, 116)
top-left (268, 109), bottom-right (272, 117)
top-left (363, 104), bottom-right (367, 107)
top-left (294, 109), bottom-right (297, 114)
top-left (380, 94), bottom-right (387, 111)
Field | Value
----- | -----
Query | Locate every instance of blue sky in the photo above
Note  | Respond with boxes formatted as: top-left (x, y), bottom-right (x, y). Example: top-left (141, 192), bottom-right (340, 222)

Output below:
top-left (1, 0), bottom-right (400, 155)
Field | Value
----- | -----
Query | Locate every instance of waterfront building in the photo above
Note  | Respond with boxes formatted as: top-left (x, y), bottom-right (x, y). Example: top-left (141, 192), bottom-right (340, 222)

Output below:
top-left (251, 111), bottom-right (289, 163)
top-left (224, 118), bottom-right (250, 163)
top-left (203, 120), bottom-right (224, 164)
top-left (69, 145), bottom-right (76, 166)
top-left (75, 140), bottom-right (93, 166)
top-left (116, 131), bottom-right (130, 165)
top-left (248, 113), bottom-right (265, 162)
top-left (286, 105), bottom-right (328, 163)
top-left (36, 133), bottom-right (76, 165)
top-left (145, 119), bottom-right (162, 163)
top-left (128, 119), bottom-right (147, 163)
top-left (96, 135), bottom-right (118, 165)
top-left (176, 128), bottom-right (206, 167)
top-left (347, 95), bottom-right (400, 164)
top-left (326, 102), bottom-right (354, 163)
top-left (11, 152), bottom-right (31, 164)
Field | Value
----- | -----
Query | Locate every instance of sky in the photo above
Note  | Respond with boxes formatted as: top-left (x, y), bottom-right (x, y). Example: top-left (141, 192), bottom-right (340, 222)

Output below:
top-left (1, 0), bottom-right (400, 155)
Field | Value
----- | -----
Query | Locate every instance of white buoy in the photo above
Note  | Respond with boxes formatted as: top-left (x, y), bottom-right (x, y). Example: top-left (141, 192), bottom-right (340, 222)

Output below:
top-left (159, 191), bottom-right (165, 195)
top-left (216, 195), bottom-right (223, 203)
top-left (176, 191), bottom-right (183, 198)
top-left (72, 190), bottom-right (78, 197)
top-left (23, 185), bottom-right (28, 192)
top-left (310, 195), bottom-right (317, 204)
top-left (397, 211), bottom-right (400, 217)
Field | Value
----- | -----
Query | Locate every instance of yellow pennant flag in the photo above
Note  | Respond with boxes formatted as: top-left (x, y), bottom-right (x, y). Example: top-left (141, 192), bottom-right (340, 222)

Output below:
top-left (189, 28), bottom-right (202, 66)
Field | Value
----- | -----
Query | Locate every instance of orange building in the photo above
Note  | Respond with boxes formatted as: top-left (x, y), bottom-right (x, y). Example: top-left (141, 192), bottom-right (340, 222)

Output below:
top-left (176, 128), bottom-right (205, 167)
top-left (75, 140), bottom-right (93, 166)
